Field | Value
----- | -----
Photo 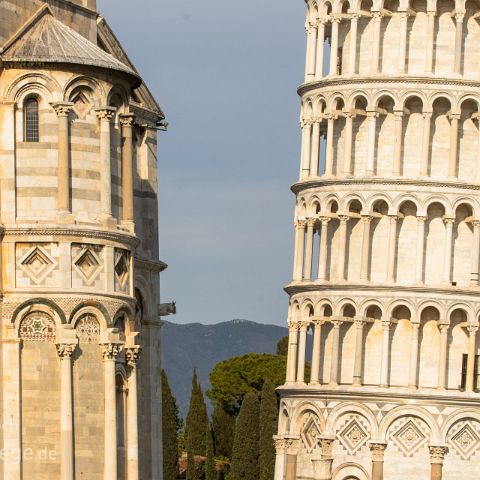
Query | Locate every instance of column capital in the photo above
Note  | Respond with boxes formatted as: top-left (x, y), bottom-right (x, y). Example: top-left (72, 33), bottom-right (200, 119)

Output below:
top-left (393, 109), bottom-right (404, 118)
top-left (332, 319), bottom-right (343, 329)
top-left (381, 318), bottom-right (391, 329)
top-left (439, 323), bottom-right (450, 333)
top-left (95, 106), bottom-right (116, 121)
top-left (471, 219), bottom-right (480, 228)
top-left (361, 214), bottom-right (373, 224)
top-left (455, 12), bottom-right (465, 22)
top-left (369, 442), bottom-right (387, 461)
top-left (398, 10), bottom-right (409, 20)
top-left (443, 216), bottom-right (455, 226)
top-left (288, 320), bottom-right (301, 331)
top-left (366, 110), bottom-right (379, 119)
top-left (338, 214), bottom-right (350, 223)
top-left (273, 436), bottom-right (287, 453)
top-left (388, 215), bottom-right (399, 224)
top-left (427, 9), bottom-right (437, 16)
top-left (330, 15), bottom-right (342, 24)
top-left (349, 12), bottom-right (361, 20)
top-left (411, 321), bottom-right (421, 331)
top-left (319, 436), bottom-right (335, 458)
top-left (306, 217), bottom-right (317, 227)
top-left (295, 219), bottom-right (307, 229)
top-left (467, 324), bottom-right (479, 334)
top-left (119, 113), bottom-right (135, 127)
top-left (416, 215), bottom-right (428, 223)
top-left (299, 320), bottom-right (309, 331)
top-left (319, 215), bottom-right (331, 225)
top-left (55, 342), bottom-right (77, 359)
top-left (318, 17), bottom-right (329, 26)
top-left (429, 445), bottom-right (448, 464)
top-left (342, 109), bottom-right (355, 119)
top-left (100, 342), bottom-right (124, 360)
top-left (422, 111), bottom-right (433, 119)
top-left (448, 112), bottom-right (461, 121)
top-left (51, 102), bottom-right (74, 117)
top-left (371, 10), bottom-right (384, 20)
top-left (284, 435), bottom-right (301, 455)
top-left (125, 346), bottom-right (142, 367)
top-left (354, 317), bottom-right (366, 327)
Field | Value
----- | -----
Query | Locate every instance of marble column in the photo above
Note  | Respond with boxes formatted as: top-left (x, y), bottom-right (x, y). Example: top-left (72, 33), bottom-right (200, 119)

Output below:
top-left (398, 11), bottom-right (409, 74)
top-left (337, 215), bottom-right (349, 280)
top-left (310, 118), bottom-right (321, 176)
top-left (477, 119), bottom-right (480, 182)
top-left (409, 322), bottom-right (420, 388)
top-left (370, 442), bottom-right (387, 480)
top-left (315, 20), bottom-right (326, 79)
top-left (343, 112), bottom-right (354, 175)
top-left (296, 322), bottom-right (308, 384)
top-left (425, 11), bottom-right (436, 73)
top-left (101, 342), bottom-right (123, 480)
top-left (304, 218), bottom-right (316, 280)
top-left (360, 215), bottom-right (372, 281)
top-left (95, 107), bottom-right (116, 224)
top-left (315, 437), bottom-right (335, 480)
top-left (318, 217), bottom-right (331, 280)
top-left (300, 120), bottom-right (313, 180)
top-left (329, 320), bottom-right (341, 385)
top-left (329, 18), bottom-right (340, 76)
top-left (471, 220), bottom-right (480, 285)
top-left (120, 113), bottom-right (135, 225)
top-left (52, 102), bottom-right (73, 218)
top-left (380, 320), bottom-right (391, 387)
top-left (421, 112), bottom-right (432, 176)
top-left (310, 320), bottom-right (322, 384)
top-left (56, 343), bottom-right (77, 480)
top-left (286, 323), bottom-right (299, 384)
top-left (443, 217), bottom-right (455, 284)
top-left (437, 323), bottom-right (449, 390)
top-left (273, 437), bottom-right (286, 480)
top-left (305, 23), bottom-right (317, 81)
top-left (387, 216), bottom-right (398, 283)
top-left (366, 111), bottom-right (378, 175)
top-left (371, 12), bottom-right (383, 73)
top-left (454, 13), bottom-right (465, 75)
top-left (415, 216), bottom-right (427, 283)
top-left (353, 319), bottom-right (366, 386)
top-left (393, 110), bottom-right (404, 175)
top-left (293, 220), bottom-right (307, 281)
top-left (125, 346), bottom-right (142, 480)
top-left (466, 325), bottom-right (478, 392)
top-left (325, 115), bottom-right (335, 176)
top-left (348, 14), bottom-right (360, 74)
top-left (285, 437), bottom-right (300, 480)
top-left (429, 446), bottom-right (448, 480)
top-left (448, 114), bottom-right (460, 178)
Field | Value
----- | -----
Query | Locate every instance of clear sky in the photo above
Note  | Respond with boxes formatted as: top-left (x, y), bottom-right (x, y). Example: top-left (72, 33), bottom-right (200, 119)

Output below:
top-left (98, 0), bottom-right (306, 326)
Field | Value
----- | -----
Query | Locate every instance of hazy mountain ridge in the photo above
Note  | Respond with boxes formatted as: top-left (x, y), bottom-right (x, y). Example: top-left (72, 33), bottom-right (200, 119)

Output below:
top-left (161, 319), bottom-right (288, 417)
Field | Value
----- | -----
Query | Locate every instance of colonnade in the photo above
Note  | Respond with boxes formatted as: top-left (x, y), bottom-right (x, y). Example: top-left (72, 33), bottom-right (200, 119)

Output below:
top-left (292, 214), bottom-right (480, 286)
top-left (285, 316), bottom-right (479, 392)
top-left (299, 107), bottom-right (480, 181)
top-left (55, 335), bottom-right (141, 480)
top-left (304, 8), bottom-right (466, 82)
top-left (51, 102), bottom-right (135, 226)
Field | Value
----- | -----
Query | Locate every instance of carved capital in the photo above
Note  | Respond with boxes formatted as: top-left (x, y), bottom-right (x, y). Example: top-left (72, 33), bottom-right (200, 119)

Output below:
top-left (389, 215), bottom-right (399, 224)
top-left (417, 215), bottom-right (428, 224)
top-left (361, 215), bottom-right (373, 224)
top-left (455, 12), bottom-right (465, 23)
top-left (56, 343), bottom-right (77, 359)
top-left (369, 442), bottom-right (387, 461)
top-left (51, 102), bottom-right (73, 117)
top-left (284, 436), bottom-right (300, 455)
top-left (439, 323), bottom-right (450, 334)
top-left (367, 110), bottom-right (379, 119)
top-left (338, 214), bottom-right (350, 223)
top-left (372, 11), bottom-right (384, 20)
top-left (429, 445), bottom-right (448, 464)
top-left (422, 111), bottom-right (433, 119)
top-left (95, 107), bottom-right (116, 121)
top-left (319, 216), bottom-right (331, 225)
top-left (125, 346), bottom-right (142, 367)
top-left (307, 217), bottom-right (317, 227)
top-left (119, 113), bottom-right (135, 128)
top-left (394, 110), bottom-right (404, 119)
top-left (349, 12), bottom-right (361, 21)
top-left (100, 342), bottom-right (123, 360)
top-left (471, 219), bottom-right (480, 229)
top-left (273, 436), bottom-right (287, 453)
top-left (467, 324), bottom-right (479, 335)
top-left (381, 319), bottom-right (391, 329)
top-left (330, 15), bottom-right (342, 24)
top-left (295, 219), bottom-right (307, 229)
top-left (443, 217), bottom-right (455, 226)
top-left (319, 436), bottom-right (335, 458)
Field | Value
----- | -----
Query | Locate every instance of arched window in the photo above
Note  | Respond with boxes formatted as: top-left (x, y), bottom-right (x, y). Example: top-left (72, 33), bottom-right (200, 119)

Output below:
top-left (24, 97), bottom-right (39, 142)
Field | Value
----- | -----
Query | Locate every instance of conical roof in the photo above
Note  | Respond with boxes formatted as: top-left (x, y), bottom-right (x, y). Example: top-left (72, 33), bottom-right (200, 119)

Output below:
top-left (0, 5), bottom-right (139, 82)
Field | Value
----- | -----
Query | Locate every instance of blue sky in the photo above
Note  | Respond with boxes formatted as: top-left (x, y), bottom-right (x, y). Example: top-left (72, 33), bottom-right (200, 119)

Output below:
top-left (98, 0), bottom-right (306, 326)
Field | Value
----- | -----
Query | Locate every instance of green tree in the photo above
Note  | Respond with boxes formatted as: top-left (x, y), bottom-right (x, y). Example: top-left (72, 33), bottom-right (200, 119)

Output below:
top-left (208, 353), bottom-right (286, 415)
top-left (259, 379), bottom-right (278, 480)
top-left (276, 335), bottom-right (289, 356)
top-left (229, 392), bottom-right (260, 480)
top-left (205, 424), bottom-right (217, 480)
top-left (185, 369), bottom-right (209, 455)
top-left (186, 435), bottom-right (199, 480)
top-left (212, 403), bottom-right (235, 458)
top-left (162, 370), bottom-right (180, 480)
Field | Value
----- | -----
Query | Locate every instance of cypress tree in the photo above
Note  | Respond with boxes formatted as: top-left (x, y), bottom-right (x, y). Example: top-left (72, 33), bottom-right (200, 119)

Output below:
top-left (212, 403), bottom-right (235, 458)
top-left (185, 369), bottom-right (209, 456)
top-left (161, 370), bottom-right (180, 480)
top-left (229, 392), bottom-right (260, 480)
top-left (205, 424), bottom-right (217, 480)
top-left (186, 434), bottom-right (198, 480)
top-left (259, 379), bottom-right (278, 480)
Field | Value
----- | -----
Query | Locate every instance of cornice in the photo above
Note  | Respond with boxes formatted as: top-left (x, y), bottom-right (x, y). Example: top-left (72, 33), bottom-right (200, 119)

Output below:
top-left (2, 226), bottom-right (140, 248)
top-left (278, 385), bottom-right (480, 407)
top-left (284, 281), bottom-right (480, 298)
top-left (291, 177), bottom-right (480, 194)
top-left (134, 257), bottom-right (168, 272)
top-left (298, 74), bottom-right (480, 96)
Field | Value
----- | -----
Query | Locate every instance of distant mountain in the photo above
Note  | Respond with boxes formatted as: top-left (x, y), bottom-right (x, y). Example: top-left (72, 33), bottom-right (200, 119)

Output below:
top-left (161, 319), bottom-right (288, 418)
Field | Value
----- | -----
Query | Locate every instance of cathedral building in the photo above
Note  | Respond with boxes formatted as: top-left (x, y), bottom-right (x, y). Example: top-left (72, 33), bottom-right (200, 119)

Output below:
top-left (275, 0), bottom-right (480, 479)
top-left (0, 1), bottom-right (165, 479)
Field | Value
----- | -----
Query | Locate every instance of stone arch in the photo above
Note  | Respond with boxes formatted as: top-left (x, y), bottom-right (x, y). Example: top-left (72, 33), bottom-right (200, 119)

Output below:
top-left (335, 300), bottom-right (357, 317)
top-left (73, 310), bottom-right (102, 344)
top-left (373, 90), bottom-right (399, 109)
top-left (332, 463), bottom-right (370, 480)
top-left (112, 304), bottom-right (136, 333)
top-left (107, 84), bottom-right (129, 112)
top-left (12, 298), bottom-right (66, 331)
top-left (69, 300), bottom-right (111, 328)
top-left (396, 199), bottom-right (419, 282)
top-left (422, 196), bottom-right (451, 216)
top-left (441, 409), bottom-right (480, 441)
top-left (316, 299), bottom-right (334, 317)
top-left (326, 402), bottom-right (379, 438)
top-left (403, 94), bottom-right (426, 176)
top-left (366, 194), bottom-right (392, 213)
top-left (4, 72), bottom-right (61, 104)
top-left (400, 91), bottom-right (426, 110)
top-left (63, 75), bottom-right (105, 107)
top-left (362, 301), bottom-right (384, 319)
top-left (418, 305), bottom-right (442, 387)
top-left (379, 406), bottom-right (440, 442)
top-left (292, 402), bottom-right (325, 434)
top-left (342, 194), bottom-right (366, 213)
top-left (388, 301), bottom-right (413, 319)
top-left (453, 197), bottom-right (478, 217)
top-left (447, 307), bottom-right (470, 389)
top-left (314, 96), bottom-right (328, 116)
top-left (18, 310), bottom-right (57, 342)
top-left (453, 202), bottom-right (474, 286)
top-left (309, 196), bottom-right (322, 215)
top-left (389, 302), bottom-right (414, 386)
top-left (278, 404), bottom-right (291, 435)
top-left (393, 195), bottom-right (420, 214)
top-left (323, 194), bottom-right (340, 213)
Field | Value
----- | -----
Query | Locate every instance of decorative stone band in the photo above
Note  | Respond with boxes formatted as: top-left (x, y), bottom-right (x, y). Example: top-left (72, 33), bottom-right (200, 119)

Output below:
top-left (55, 342), bottom-right (77, 359)
top-left (429, 445), bottom-right (448, 464)
top-left (369, 442), bottom-right (387, 462)
top-left (100, 342), bottom-right (123, 360)
top-left (125, 346), bottom-right (142, 367)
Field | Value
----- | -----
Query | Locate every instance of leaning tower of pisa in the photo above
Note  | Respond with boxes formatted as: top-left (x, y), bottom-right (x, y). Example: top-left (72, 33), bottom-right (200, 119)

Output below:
top-left (275, 0), bottom-right (480, 479)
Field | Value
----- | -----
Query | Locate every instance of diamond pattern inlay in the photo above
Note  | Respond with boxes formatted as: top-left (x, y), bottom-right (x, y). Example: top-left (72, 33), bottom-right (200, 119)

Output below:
top-left (74, 248), bottom-right (101, 285)
top-left (449, 423), bottom-right (480, 460)
top-left (391, 419), bottom-right (427, 457)
top-left (18, 246), bottom-right (57, 284)
top-left (338, 418), bottom-right (369, 454)
top-left (300, 415), bottom-right (321, 453)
